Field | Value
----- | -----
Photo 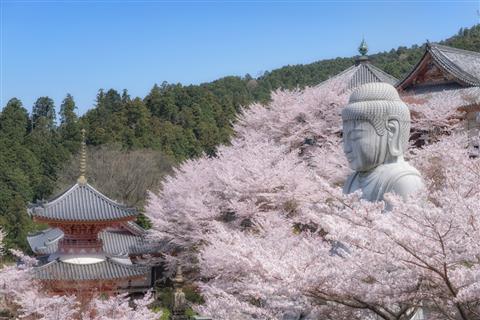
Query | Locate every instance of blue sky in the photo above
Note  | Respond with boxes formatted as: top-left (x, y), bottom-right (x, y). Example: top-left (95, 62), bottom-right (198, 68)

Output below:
top-left (1, 0), bottom-right (479, 114)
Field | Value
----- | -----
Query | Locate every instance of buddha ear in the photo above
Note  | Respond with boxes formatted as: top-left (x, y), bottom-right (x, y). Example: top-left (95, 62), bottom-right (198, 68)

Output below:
top-left (386, 118), bottom-right (402, 157)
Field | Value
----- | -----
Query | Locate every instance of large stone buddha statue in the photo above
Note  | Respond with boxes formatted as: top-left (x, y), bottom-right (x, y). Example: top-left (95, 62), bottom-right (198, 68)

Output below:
top-left (342, 83), bottom-right (424, 202)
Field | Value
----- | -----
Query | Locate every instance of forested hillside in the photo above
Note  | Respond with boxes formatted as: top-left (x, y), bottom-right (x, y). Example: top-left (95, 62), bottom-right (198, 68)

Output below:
top-left (0, 24), bottom-right (478, 251)
top-left (260, 24), bottom-right (480, 89)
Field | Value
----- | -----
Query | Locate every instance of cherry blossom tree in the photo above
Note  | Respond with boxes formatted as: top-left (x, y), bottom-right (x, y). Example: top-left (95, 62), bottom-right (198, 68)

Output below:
top-left (16, 292), bottom-right (80, 320)
top-left (193, 136), bottom-right (480, 320)
top-left (404, 87), bottom-right (480, 144)
top-left (0, 249), bottom-right (38, 317)
top-left (146, 76), bottom-right (480, 320)
top-left (294, 133), bottom-right (480, 320)
top-left (89, 292), bottom-right (158, 320)
top-left (146, 77), bottom-right (351, 274)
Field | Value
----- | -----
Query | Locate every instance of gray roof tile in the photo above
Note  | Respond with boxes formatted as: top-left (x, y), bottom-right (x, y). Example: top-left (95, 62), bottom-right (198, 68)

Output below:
top-left (397, 44), bottom-right (480, 89)
top-left (28, 228), bottom-right (145, 256)
top-left (317, 62), bottom-right (398, 91)
top-left (348, 63), bottom-right (398, 89)
top-left (429, 44), bottom-right (480, 86)
top-left (123, 221), bottom-right (147, 236)
top-left (27, 228), bottom-right (64, 255)
top-left (101, 230), bottom-right (145, 256)
top-left (34, 258), bottom-right (149, 281)
top-left (29, 183), bottom-right (137, 222)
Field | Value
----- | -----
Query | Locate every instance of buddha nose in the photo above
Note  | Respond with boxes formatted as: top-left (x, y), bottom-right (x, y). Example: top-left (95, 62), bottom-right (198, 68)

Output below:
top-left (343, 138), bottom-right (352, 154)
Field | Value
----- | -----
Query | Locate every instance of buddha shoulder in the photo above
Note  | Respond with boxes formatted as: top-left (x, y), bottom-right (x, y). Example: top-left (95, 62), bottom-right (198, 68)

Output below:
top-left (379, 161), bottom-right (423, 198)
top-left (343, 161), bottom-right (423, 201)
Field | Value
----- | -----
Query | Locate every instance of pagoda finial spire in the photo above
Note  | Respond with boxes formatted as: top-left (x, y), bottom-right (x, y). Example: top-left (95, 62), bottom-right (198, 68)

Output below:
top-left (78, 128), bottom-right (87, 185)
top-left (359, 37), bottom-right (368, 56)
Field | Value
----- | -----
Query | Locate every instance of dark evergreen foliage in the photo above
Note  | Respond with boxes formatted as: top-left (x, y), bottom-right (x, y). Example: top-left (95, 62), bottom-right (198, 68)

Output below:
top-left (32, 96), bottom-right (56, 130)
top-left (59, 94), bottom-right (82, 153)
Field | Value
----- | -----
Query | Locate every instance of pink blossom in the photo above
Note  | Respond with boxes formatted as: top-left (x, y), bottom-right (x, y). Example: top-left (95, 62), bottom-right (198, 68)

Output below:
top-left (147, 78), bottom-right (480, 319)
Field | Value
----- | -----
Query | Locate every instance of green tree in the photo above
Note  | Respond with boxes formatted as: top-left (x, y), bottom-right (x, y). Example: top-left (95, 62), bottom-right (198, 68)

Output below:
top-left (0, 98), bottom-right (30, 142)
top-left (0, 133), bottom-right (39, 251)
top-left (59, 94), bottom-right (77, 125)
top-left (123, 97), bottom-right (151, 148)
top-left (59, 94), bottom-right (81, 153)
top-left (32, 96), bottom-right (56, 130)
top-left (0, 194), bottom-right (33, 250)
top-left (102, 89), bottom-right (124, 113)
top-left (28, 98), bottom-right (70, 199)
top-left (144, 83), bottom-right (179, 122)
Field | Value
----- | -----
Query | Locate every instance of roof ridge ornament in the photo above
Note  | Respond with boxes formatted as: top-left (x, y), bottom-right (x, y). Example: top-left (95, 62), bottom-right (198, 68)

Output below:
top-left (78, 128), bottom-right (87, 185)
top-left (359, 37), bottom-right (368, 56)
top-left (355, 38), bottom-right (370, 66)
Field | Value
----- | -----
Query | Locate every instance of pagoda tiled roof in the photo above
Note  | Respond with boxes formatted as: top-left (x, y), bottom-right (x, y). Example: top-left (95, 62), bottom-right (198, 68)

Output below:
top-left (27, 227), bottom-right (146, 256)
top-left (397, 43), bottom-right (480, 89)
top-left (101, 230), bottom-right (145, 256)
top-left (29, 183), bottom-right (137, 222)
top-left (123, 221), bottom-right (148, 236)
top-left (34, 258), bottom-right (149, 281)
top-left (27, 228), bottom-right (64, 255)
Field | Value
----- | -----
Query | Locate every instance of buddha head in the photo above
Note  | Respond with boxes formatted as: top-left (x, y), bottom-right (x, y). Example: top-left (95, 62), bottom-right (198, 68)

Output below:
top-left (342, 83), bottom-right (411, 172)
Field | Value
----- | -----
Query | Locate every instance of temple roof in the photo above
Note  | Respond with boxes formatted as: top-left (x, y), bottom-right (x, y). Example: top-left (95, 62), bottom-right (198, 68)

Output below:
top-left (318, 62), bottom-right (398, 91)
top-left (29, 183), bottom-right (137, 222)
top-left (27, 228), bottom-right (64, 255)
top-left (101, 231), bottom-right (145, 256)
top-left (347, 63), bottom-right (398, 89)
top-left (123, 221), bottom-right (147, 236)
top-left (34, 258), bottom-right (149, 281)
top-left (27, 227), bottom-right (146, 256)
top-left (397, 43), bottom-right (480, 89)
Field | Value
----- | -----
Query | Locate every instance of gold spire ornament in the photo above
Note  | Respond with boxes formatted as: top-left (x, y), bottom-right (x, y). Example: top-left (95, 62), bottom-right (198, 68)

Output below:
top-left (77, 129), bottom-right (87, 184)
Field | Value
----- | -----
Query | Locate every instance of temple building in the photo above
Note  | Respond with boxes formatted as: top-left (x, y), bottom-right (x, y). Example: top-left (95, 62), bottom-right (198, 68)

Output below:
top-left (397, 43), bottom-right (480, 92)
top-left (27, 132), bottom-right (155, 295)
top-left (396, 43), bottom-right (480, 150)
top-left (319, 39), bottom-right (399, 92)
top-left (397, 42), bottom-right (480, 113)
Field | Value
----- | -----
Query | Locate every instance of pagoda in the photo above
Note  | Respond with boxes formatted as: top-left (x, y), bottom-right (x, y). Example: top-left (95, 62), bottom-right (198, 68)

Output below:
top-left (28, 130), bottom-right (151, 295)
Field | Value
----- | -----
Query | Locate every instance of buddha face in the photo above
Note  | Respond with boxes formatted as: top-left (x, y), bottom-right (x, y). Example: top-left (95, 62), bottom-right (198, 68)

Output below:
top-left (343, 120), bottom-right (388, 172)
